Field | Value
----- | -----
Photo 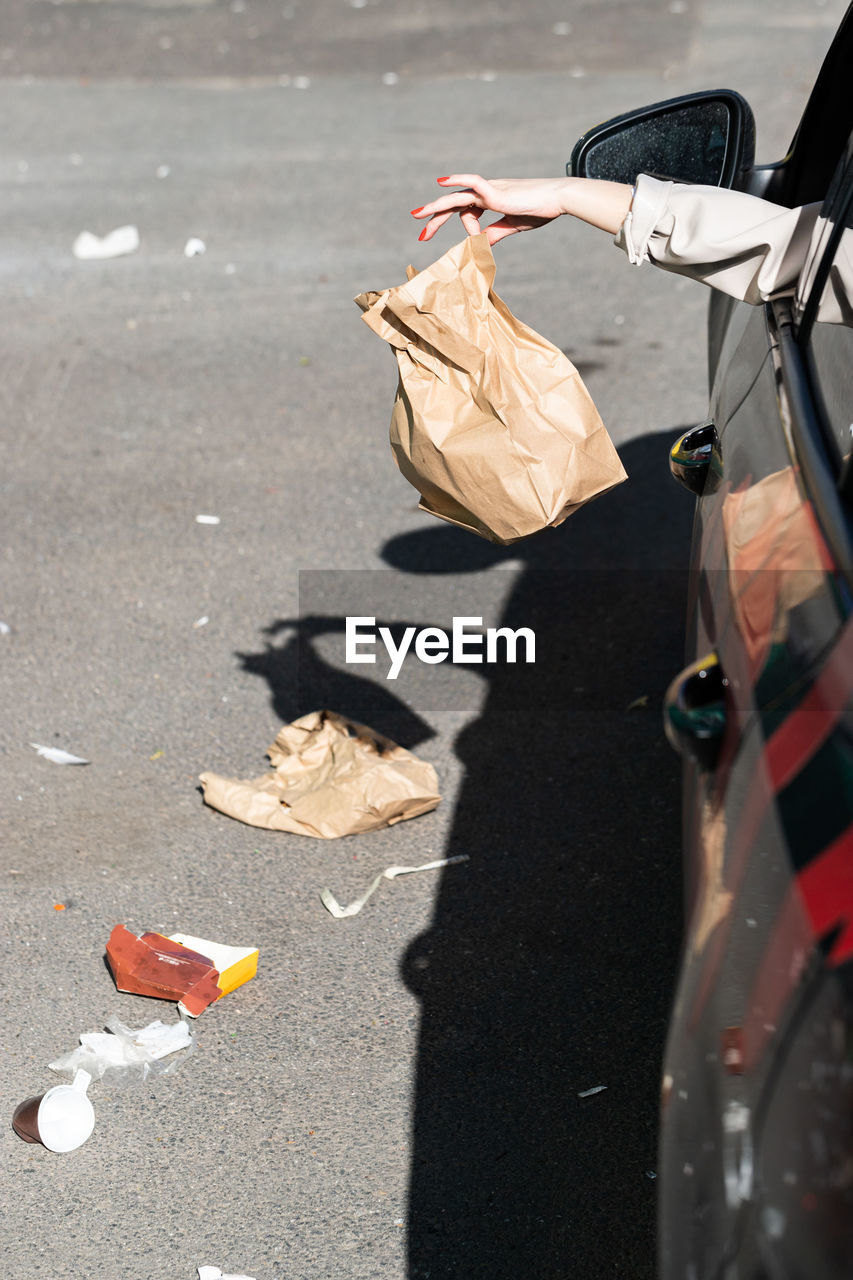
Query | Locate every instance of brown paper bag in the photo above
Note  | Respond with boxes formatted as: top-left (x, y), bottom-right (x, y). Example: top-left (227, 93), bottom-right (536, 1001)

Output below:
top-left (356, 233), bottom-right (627, 544)
top-left (199, 710), bottom-right (440, 839)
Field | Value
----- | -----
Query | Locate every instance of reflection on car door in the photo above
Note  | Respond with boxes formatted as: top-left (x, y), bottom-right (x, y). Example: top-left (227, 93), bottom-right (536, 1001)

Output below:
top-left (660, 135), bottom-right (853, 1279)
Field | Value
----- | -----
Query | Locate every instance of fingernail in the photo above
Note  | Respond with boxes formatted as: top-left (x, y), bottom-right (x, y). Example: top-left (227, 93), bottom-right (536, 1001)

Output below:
top-left (437, 176), bottom-right (449, 182)
top-left (418, 228), bottom-right (428, 241)
top-left (410, 207), bottom-right (424, 216)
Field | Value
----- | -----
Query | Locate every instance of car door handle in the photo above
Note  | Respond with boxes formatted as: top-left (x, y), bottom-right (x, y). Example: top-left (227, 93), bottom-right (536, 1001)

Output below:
top-left (664, 651), bottom-right (728, 770)
top-left (669, 421), bottom-right (722, 495)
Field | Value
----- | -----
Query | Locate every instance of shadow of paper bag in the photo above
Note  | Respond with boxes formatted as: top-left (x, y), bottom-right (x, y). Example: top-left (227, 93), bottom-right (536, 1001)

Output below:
top-left (199, 710), bottom-right (440, 839)
top-left (356, 233), bottom-right (627, 545)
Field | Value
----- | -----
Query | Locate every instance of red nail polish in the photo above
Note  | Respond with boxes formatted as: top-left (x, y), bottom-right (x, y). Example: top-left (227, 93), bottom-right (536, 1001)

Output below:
top-left (410, 207), bottom-right (424, 216)
top-left (418, 228), bottom-right (428, 241)
top-left (437, 176), bottom-right (450, 182)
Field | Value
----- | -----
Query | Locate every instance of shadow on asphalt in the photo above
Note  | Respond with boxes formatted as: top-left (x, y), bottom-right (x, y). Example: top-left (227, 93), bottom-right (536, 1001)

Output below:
top-left (385, 432), bottom-right (694, 1280)
top-left (237, 614), bottom-right (438, 749)
top-left (239, 430), bottom-right (694, 1280)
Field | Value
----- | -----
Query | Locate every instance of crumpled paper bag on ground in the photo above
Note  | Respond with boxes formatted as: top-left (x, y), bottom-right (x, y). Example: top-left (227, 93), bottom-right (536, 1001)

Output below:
top-left (199, 710), bottom-right (440, 838)
top-left (355, 233), bottom-right (627, 544)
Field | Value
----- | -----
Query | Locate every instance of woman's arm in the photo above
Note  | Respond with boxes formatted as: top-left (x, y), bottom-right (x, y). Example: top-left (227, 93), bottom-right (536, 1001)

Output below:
top-left (412, 172), bottom-right (824, 308)
top-left (411, 175), bottom-right (634, 245)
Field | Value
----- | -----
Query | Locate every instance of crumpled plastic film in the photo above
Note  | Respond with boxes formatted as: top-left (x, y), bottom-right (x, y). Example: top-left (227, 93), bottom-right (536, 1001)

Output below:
top-left (48, 1016), bottom-right (195, 1085)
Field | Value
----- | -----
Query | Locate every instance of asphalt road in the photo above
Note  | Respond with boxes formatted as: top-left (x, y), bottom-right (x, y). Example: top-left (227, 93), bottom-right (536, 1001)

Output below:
top-left (0, 2), bottom-right (847, 1279)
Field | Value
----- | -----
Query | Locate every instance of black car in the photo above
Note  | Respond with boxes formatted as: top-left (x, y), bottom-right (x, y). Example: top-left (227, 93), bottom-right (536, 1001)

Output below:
top-left (571, 6), bottom-right (853, 1277)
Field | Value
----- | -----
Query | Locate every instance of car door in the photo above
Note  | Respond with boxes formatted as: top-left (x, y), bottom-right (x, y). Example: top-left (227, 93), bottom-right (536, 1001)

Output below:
top-left (660, 127), bottom-right (853, 1280)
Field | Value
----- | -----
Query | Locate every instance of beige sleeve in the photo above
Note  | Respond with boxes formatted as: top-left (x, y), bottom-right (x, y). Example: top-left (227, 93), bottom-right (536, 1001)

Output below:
top-left (614, 173), bottom-right (822, 305)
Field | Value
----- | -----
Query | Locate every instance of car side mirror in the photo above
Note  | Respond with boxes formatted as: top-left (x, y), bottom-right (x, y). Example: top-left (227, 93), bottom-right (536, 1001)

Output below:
top-left (568, 90), bottom-right (755, 189)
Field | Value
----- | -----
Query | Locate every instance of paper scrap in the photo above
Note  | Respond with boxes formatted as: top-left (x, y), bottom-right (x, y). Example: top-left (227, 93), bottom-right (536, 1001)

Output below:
top-left (0, 621), bottom-right (10, 635)
top-left (73, 225), bottom-right (140, 260)
top-left (31, 744), bottom-right (90, 765)
top-left (195, 514), bottom-right (220, 525)
top-left (321, 855), bottom-right (468, 918)
top-left (156, 164), bottom-right (171, 179)
top-left (577, 1085), bottom-right (608, 1098)
top-left (200, 710), bottom-right (441, 839)
top-left (184, 237), bottom-right (206, 258)
top-left (198, 1268), bottom-right (257, 1280)
top-left (193, 616), bottom-right (209, 629)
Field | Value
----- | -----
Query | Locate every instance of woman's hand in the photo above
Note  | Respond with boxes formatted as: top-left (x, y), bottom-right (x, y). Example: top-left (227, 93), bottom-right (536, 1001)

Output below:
top-left (411, 174), bottom-right (634, 245)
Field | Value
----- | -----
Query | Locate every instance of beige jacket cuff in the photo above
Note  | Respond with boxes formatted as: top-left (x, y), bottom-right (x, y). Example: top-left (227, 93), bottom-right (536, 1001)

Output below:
top-left (614, 173), bottom-right (822, 305)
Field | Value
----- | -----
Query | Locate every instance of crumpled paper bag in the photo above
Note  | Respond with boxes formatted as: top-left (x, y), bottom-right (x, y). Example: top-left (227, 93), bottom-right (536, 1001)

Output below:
top-left (355, 233), bottom-right (627, 544)
top-left (199, 710), bottom-right (440, 838)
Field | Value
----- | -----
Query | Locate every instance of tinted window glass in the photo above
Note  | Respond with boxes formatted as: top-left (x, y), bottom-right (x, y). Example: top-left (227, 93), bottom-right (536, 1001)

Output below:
top-left (801, 146), bottom-right (853, 476)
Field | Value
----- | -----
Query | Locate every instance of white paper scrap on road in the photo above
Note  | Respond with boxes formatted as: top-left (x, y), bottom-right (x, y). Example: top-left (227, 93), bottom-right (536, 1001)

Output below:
top-left (195, 514), bottom-right (220, 524)
top-left (193, 616), bottom-right (209, 629)
top-left (0, 621), bottom-right (10, 635)
top-left (577, 1085), bottom-right (608, 1098)
top-left (321, 855), bottom-right (469, 919)
top-left (198, 1268), bottom-right (257, 1280)
top-left (184, 237), bottom-right (206, 257)
top-left (31, 744), bottom-right (90, 765)
top-left (72, 225), bottom-right (140, 260)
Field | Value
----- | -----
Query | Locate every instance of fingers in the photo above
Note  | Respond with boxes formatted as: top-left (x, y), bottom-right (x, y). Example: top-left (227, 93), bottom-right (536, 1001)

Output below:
top-left (412, 190), bottom-right (481, 221)
top-left (411, 175), bottom-right (493, 219)
top-left (459, 209), bottom-right (482, 237)
top-left (417, 209), bottom-right (454, 242)
top-left (412, 175), bottom-right (522, 244)
top-left (484, 219), bottom-right (522, 246)
top-left (437, 174), bottom-right (490, 191)
top-left (413, 178), bottom-right (490, 242)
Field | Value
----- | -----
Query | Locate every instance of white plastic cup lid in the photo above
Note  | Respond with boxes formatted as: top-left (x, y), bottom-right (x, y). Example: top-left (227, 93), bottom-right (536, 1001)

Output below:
top-left (37, 1085), bottom-right (95, 1153)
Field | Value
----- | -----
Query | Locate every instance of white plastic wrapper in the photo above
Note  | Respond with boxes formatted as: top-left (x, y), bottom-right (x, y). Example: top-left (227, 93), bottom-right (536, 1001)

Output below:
top-left (49, 1016), bottom-right (195, 1086)
top-left (72, 225), bottom-right (140, 260)
top-left (31, 743), bottom-right (90, 765)
top-left (198, 1268), bottom-right (257, 1280)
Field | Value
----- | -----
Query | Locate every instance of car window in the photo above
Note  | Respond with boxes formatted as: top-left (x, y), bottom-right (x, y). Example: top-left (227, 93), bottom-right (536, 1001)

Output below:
top-left (797, 137), bottom-right (853, 477)
top-left (795, 131), bottom-right (853, 318)
top-left (768, 4), bottom-right (853, 208)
